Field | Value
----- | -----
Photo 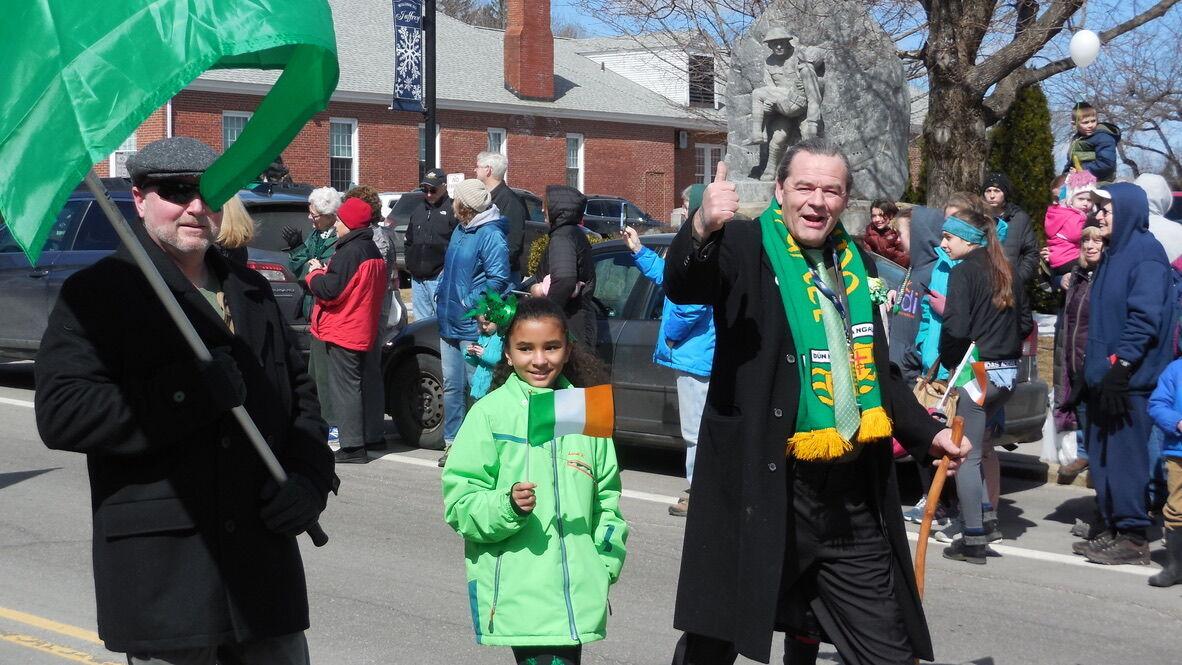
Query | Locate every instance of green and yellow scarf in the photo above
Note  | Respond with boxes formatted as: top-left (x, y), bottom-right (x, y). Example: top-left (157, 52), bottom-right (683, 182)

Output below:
top-left (759, 202), bottom-right (892, 460)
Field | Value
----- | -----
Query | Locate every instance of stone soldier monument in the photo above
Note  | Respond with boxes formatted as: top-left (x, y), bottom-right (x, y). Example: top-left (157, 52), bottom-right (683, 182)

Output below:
top-left (726, 0), bottom-right (911, 205)
top-left (745, 26), bottom-right (825, 181)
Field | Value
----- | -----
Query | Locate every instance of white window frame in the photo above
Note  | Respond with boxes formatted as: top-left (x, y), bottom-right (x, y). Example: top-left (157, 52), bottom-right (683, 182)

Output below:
top-left (109, 131), bottom-right (137, 177)
top-left (418, 123), bottom-right (442, 170)
top-left (487, 127), bottom-right (507, 156)
top-left (695, 143), bottom-right (725, 184)
top-left (222, 111), bottom-right (252, 150)
top-left (566, 133), bottom-right (585, 192)
top-left (329, 117), bottom-right (359, 191)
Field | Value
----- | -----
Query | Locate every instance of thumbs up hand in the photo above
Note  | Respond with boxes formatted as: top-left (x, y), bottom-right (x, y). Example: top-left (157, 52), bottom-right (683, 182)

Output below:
top-left (694, 162), bottom-right (739, 240)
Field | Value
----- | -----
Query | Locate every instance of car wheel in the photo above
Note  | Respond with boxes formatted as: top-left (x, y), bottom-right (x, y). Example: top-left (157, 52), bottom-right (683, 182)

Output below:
top-left (387, 352), bottom-right (446, 450)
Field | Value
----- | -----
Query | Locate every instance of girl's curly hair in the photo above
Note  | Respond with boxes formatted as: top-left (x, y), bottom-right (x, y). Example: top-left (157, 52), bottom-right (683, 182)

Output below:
top-left (490, 297), bottom-right (609, 390)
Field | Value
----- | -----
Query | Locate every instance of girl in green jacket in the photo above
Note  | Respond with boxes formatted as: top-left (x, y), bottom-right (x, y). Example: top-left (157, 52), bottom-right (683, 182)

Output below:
top-left (442, 297), bottom-right (628, 665)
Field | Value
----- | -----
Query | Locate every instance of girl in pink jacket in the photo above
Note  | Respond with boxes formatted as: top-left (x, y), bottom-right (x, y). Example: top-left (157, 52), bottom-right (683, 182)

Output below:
top-left (1043, 171), bottom-right (1097, 274)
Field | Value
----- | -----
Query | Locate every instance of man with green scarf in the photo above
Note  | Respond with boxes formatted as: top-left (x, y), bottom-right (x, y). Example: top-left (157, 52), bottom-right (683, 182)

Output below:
top-left (663, 138), bottom-right (968, 665)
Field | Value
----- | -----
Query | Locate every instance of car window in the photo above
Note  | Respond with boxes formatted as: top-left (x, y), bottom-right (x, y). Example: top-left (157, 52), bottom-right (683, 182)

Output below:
top-left (71, 201), bottom-right (138, 251)
top-left (521, 195), bottom-right (544, 222)
top-left (248, 205), bottom-right (312, 253)
top-left (584, 200), bottom-right (606, 218)
top-left (389, 192), bottom-right (425, 226)
top-left (0, 200), bottom-right (88, 256)
top-left (647, 285), bottom-right (665, 320)
top-left (601, 200), bottom-right (622, 218)
top-left (593, 251), bottom-right (643, 319)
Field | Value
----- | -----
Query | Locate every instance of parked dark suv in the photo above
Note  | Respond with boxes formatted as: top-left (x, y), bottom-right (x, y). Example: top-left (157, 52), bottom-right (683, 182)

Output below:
top-left (0, 180), bottom-right (313, 360)
top-left (381, 234), bottom-right (1048, 450)
top-left (581, 196), bottom-right (660, 236)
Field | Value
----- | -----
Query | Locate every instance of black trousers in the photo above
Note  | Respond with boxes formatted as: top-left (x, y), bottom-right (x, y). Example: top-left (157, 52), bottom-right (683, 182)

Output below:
top-left (672, 460), bottom-right (913, 665)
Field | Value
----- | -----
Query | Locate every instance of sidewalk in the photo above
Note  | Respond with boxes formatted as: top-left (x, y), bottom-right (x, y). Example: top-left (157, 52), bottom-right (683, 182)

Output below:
top-left (998, 437), bottom-right (1089, 488)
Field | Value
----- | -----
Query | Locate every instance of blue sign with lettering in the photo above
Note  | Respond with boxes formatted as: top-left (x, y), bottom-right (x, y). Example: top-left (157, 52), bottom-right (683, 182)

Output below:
top-left (392, 1), bottom-right (424, 113)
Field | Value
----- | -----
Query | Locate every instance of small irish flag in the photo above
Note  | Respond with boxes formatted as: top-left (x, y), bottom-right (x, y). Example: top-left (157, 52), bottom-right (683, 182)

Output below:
top-left (527, 385), bottom-right (615, 444)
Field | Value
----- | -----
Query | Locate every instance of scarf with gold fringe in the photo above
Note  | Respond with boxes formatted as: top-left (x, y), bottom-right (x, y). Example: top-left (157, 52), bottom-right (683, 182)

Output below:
top-left (759, 202), bottom-right (892, 460)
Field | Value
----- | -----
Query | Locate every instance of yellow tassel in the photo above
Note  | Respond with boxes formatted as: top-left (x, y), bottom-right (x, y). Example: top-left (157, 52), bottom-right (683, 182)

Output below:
top-left (787, 429), bottom-right (851, 461)
top-left (856, 406), bottom-right (893, 443)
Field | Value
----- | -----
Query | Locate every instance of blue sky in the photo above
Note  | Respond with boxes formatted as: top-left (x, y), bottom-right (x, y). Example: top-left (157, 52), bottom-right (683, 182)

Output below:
top-left (551, 0), bottom-right (617, 36)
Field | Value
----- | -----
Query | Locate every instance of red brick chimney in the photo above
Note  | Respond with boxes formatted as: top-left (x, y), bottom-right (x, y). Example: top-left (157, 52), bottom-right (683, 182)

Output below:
top-left (503, 0), bottom-right (554, 101)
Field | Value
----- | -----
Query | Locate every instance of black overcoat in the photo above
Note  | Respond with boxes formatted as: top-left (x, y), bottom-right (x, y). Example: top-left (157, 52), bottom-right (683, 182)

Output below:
top-left (664, 218), bottom-right (942, 663)
top-left (34, 230), bottom-right (335, 653)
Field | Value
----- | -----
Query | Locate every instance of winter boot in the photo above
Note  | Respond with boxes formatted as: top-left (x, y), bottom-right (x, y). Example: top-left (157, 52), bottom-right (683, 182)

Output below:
top-left (1086, 531), bottom-right (1151, 566)
top-left (1057, 458), bottom-right (1089, 484)
top-left (1148, 529), bottom-right (1182, 587)
top-left (983, 507), bottom-right (1003, 543)
top-left (1071, 523), bottom-right (1112, 556)
top-left (942, 537), bottom-right (987, 565)
top-left (333, 446), bottom-right (368, 464)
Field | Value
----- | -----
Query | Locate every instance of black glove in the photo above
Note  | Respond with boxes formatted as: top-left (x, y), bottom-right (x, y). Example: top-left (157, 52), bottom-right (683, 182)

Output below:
top-left (198, 347), bottom-right (246, 414)
top-left (1096, 361), bottom-right (1132, 421)
top-left (260, 474), bottom-right (325, 536)
top-left (281, 226), bottom-right (303, 251)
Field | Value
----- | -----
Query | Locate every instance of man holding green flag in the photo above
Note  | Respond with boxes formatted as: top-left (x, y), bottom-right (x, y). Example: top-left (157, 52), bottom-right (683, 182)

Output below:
top-left (2, 1), bottom-right (343, 662)
top-left (662, 138), bottom-right (968, 665)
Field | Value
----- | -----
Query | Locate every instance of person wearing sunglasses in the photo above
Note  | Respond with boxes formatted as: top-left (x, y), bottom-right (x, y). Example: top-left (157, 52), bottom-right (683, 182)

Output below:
top-left (405, 168), bottom-right (456, 321)
top-left (35, 137), bottom-right (335, 662)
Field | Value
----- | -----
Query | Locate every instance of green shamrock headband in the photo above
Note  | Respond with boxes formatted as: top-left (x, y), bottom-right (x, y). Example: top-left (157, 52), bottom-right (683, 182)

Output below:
top-left (462, 289), bottom-right (518, 330)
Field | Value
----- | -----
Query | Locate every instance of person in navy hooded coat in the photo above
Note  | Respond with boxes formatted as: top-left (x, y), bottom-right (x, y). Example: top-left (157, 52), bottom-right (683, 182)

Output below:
top-left (1076, 182), bottom-right (1179, 566)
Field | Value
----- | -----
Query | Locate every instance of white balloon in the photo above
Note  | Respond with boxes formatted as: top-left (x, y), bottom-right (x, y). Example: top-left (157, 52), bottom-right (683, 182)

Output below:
top-left (1070, 30), bottom-right (1101, 68)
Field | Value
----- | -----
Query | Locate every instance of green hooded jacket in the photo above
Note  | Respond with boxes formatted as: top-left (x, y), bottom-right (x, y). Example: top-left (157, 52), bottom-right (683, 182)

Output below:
top-left (442, 373), bottom-right (629, 647)
top-left (288, 227), bottom-right (337, 318)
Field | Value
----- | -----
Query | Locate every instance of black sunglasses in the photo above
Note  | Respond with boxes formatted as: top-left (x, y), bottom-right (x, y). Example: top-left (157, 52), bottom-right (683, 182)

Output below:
top-left (148, 180), bottom-right (203, 205)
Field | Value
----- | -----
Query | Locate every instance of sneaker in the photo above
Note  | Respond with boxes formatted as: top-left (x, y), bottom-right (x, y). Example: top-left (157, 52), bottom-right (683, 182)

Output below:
top-left (669, 495), bottom-right (689, 517)
top-left (942, 538), bottom-right (987, 565)
top-left (1057, 458), bottom-right (1089, 484)
top-left (327, 426), bottom-right (339, 446)
top-left (437, 444), bottom-right (451, 468)
top-left (1085, 532), bottom-right (1151, 566)
top-left (1072, 529), bottom-right (1115, 556)
top-left (934, 519), bottom-right (963, 543)
top-left (333, 446), bottom-right (368, 464)
top-left (903, 497), bottom-right (927, 524)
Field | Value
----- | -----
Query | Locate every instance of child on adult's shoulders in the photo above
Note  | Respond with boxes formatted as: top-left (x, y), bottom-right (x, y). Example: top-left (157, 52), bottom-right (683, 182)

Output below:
top-left (1064, 101), bottom-right (1120, 182)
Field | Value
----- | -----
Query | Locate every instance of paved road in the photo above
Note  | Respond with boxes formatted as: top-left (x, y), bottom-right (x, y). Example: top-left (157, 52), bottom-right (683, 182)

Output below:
top-left (1, 361), bottom-right (1179, 664)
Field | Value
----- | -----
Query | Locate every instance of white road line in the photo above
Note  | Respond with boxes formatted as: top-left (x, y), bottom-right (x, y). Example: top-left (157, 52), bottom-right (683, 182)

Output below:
top-left (905, 531), bottom-right (1157, 577)
top-left (377, 452), bottom-right (1159, 577)
top-left (0, 396), bottom-right (34, 408)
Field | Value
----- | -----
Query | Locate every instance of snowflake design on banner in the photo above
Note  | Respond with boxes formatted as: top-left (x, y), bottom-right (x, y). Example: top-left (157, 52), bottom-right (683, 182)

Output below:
top-left (391, 0), bottom-right (424, 111)
top-left (395, 26), bottom-right (423, 101)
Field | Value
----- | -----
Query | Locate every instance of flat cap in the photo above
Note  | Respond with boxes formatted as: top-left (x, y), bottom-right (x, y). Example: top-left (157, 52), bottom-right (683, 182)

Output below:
top-left (126, 137), bottom-right (218, 185)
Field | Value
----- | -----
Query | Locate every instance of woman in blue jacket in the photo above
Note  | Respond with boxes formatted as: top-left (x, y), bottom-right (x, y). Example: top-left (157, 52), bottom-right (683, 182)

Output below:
top-left (437, 179), bottom-right (510, 463)
top-left (624, 226), bottom-right (714, 517)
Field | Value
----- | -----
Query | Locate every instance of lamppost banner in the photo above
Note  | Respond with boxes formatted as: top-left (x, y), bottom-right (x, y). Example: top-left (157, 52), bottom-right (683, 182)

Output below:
top-left (392, 0), bottom-right (425, 113)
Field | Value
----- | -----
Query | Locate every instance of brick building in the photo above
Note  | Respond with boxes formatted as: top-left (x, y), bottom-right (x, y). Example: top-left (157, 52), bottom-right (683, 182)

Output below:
top-left (101, 0), bottom-right (725, 218)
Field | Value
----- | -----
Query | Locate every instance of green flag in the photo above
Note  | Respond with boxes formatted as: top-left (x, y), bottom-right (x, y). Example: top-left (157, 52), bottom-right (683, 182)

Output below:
top-left (0, 0), bottom-right (340, 265)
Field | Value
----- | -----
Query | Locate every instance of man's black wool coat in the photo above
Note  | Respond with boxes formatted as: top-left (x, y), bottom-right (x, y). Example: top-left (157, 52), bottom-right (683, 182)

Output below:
top-left (34, 228), bottom-right (335, 653)
top-left (664, 218), bottom-right (942, 663)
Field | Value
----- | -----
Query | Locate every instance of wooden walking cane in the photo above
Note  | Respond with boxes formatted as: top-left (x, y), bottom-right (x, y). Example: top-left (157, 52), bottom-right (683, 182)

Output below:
top-left (914, 415), bottom-right (964, 599)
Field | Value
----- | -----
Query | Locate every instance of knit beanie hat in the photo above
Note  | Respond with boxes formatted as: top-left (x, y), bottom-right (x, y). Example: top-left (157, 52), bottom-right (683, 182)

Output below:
top-left (1065, 170), bottom-right (1098, 200)
top-left (453, 179), bottom-right (491, 213)
top-left (337, 197), bottom-right (373, 230)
